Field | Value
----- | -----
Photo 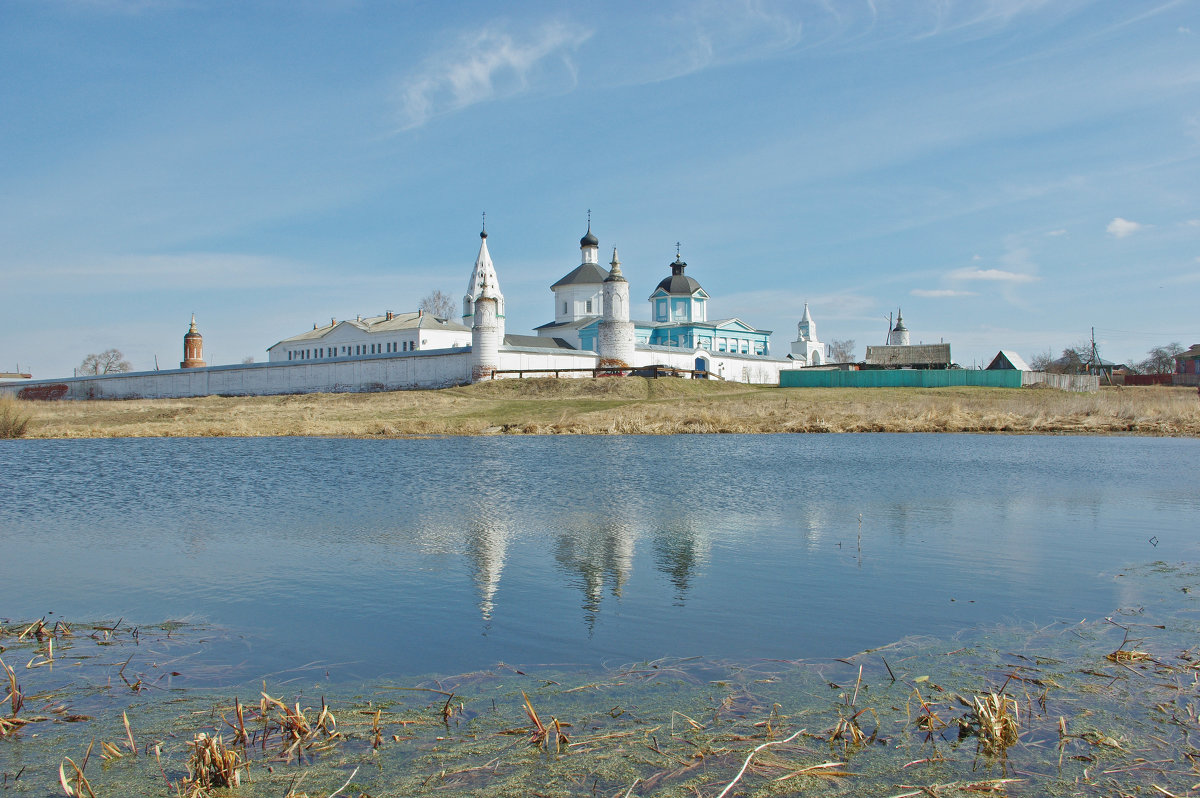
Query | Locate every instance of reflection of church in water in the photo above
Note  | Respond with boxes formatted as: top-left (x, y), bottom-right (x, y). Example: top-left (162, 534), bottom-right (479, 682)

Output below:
top-left (461, 509), bottom-right (711, 627)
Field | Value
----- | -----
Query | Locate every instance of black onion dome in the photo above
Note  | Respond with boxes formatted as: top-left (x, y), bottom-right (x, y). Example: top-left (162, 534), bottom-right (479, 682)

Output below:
top-left (655, 255), bottom-right (702, 295)
top-left (655, 273), bottom-right (704, 295)
top-left (580, 225), bottom-right (598, 247)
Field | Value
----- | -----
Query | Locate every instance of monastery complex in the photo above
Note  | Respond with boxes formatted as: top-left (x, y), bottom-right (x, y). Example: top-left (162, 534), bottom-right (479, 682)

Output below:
top-left (4, 223), bottom-right (827, 401)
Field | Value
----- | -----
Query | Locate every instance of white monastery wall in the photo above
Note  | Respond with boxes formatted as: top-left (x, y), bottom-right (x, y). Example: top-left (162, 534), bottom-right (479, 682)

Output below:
top-left (2, 350), bottom-right (474, 400)
top-left (495, 348), bottom-right (597, 376)
top-left (631, 348), bottom-right (791, 385)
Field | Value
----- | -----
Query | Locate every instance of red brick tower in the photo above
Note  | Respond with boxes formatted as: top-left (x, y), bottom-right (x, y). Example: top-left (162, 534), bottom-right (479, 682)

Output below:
top-left (181, 314), bottom-right (206, 368)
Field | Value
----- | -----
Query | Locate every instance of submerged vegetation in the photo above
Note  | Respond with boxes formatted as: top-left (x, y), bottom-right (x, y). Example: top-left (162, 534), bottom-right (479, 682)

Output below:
top-left (10, 379), bottom-right (1200, 438)
top-left (4, 564), bottom-right (1200, 796)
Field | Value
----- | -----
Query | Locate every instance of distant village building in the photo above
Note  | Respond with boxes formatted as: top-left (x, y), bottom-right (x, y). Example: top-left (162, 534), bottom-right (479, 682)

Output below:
top-left (865, 310), bottom-right (953, 369)
top-left (180, 314), bottom-right (206, 369)
top-left (987, 350), bottom-right (1029, 371)
top-left (1175, 344), bottom-right (1200, 376)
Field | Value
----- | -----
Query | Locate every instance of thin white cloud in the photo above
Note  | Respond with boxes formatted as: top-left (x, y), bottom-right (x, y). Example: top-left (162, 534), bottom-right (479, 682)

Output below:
top-left (910, 288), bottom-right (977, 297)
top-left (1045, 228), bottom-right (1068, 236)
top-left (947, 267), bottom-right (1039, 283)
top-left (1107, 217), bottom-right (1146, 237)
top-left (7, 253), bottom-right (329, 294)
top-left (396, 22), bottom-right (590, 131)
top-left (1181, 26), bottom-right (1193, 34)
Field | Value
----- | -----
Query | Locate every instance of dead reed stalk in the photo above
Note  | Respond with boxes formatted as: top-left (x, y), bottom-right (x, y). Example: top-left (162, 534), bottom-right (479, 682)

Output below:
top-left (183, 732), bottom-right (244, 790)
top-left (58, 740), bottom-right (96, 798)
top-left (969, 693), bottom-right (1019, 756)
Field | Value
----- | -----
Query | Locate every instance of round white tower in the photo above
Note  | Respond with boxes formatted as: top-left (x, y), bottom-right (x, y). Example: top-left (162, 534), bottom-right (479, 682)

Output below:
top-left (462, 226), bottom-right (505, 343)
top-left (471, 267), bottom-right (500, 382)
top-left (598, 247), bottom-right (635, 366)
top-left (889, 309), bottom-right (910, 346)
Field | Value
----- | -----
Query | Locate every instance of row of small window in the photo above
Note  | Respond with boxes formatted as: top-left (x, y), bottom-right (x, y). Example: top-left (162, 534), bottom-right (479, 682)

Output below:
top-left (564, 300), bottom-right (595, 314)
top-left (648, 335), bottom-right (765, 356)
top-left (716, 339), bottom-right (764, 355)
top-left (655, 299), bottom-right (704, 321)
top-left (287, 341), bottom-right (418, 361)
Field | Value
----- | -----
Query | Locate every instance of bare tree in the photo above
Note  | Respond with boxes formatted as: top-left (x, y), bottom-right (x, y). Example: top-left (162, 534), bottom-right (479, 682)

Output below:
top-left (79, 349), bottom-right (132, 375)
top-left (242, 356), bottom-right (256, 365)
top-left (828, 339), bottom-right (856, 363)
top-left (1053, 341), bottom-right (1094, 374)
top-left (1028, 350), bottom-right (1055, 372)
top-left (419, 290), bottom-right (456, 319)
top-left (1138, 342), bottom-right (1184, 374)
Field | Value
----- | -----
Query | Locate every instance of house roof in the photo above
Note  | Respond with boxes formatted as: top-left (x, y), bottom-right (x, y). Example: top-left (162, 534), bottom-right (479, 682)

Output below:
top-left (865, 343), bottom-right (952, 367)
top-left (988, 350), bottom-right (1030, 371)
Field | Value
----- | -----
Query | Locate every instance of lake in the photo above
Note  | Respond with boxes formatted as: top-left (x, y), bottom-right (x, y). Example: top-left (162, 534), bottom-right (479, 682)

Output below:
top-left (3, 433), bottom-right (1196, 684)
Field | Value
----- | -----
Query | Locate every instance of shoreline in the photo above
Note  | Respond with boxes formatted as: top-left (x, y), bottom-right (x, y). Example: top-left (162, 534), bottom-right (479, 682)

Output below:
top-left (5, 379), bottom-right (1200, 439)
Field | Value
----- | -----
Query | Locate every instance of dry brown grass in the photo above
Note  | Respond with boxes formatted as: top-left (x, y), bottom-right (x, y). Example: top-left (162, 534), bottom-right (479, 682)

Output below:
top-left (0, 396), bottom-right (30, 438)
top-left (13, 379), bottom-right (1200, 438)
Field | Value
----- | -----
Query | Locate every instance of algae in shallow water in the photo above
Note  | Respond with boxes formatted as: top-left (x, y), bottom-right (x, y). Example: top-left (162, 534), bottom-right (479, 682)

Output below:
top-left (3, 565), bottom-right (1200, 796)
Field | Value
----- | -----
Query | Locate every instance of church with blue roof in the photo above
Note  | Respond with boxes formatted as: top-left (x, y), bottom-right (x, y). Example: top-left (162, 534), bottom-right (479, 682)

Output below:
top-left (535, 223), bottom-right (774, 359)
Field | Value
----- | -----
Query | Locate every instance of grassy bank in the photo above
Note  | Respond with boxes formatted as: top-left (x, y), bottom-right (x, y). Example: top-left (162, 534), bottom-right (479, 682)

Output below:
top-left (7, 379), bottom-right (1200, 438)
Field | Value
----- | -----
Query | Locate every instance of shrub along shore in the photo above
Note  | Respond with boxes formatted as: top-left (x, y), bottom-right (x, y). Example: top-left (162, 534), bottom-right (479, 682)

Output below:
top-left (4, 378), bottom-right (1199, 438)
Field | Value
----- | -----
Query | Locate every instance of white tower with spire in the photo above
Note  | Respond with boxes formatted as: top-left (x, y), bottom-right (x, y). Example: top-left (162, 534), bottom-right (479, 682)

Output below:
top-left (463, 224), bottom-right (505, 344)
top-left (888, 308), bottom-right (910, 346)
top-left (789, 303), bottom-right (825, 366)
top-left (598, 247), bottom-right (635, 366)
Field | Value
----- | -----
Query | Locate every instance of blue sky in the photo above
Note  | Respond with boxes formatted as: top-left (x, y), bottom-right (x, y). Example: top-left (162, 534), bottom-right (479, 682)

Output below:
top-left (2, 0), bottom-right (1197, 377)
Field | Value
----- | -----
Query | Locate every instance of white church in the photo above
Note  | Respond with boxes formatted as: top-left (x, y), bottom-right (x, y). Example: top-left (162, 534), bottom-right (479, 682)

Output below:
top-left (268, 221), bottom-right (828, 382)
top-left (3, 222), bottom-right (828, 401)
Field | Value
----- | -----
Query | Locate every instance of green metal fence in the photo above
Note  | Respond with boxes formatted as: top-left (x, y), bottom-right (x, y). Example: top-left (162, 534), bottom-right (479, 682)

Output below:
top-left (779, 370), bottom-right (1023, 388)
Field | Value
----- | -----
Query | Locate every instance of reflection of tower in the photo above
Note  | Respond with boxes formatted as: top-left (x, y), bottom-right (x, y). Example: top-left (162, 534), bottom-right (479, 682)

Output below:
top-left (553, 517), bottom-right (639, 633)
top-left (464, 514), bottom-right (511, 622)
top-left (181, 314), bottom-right (206, 368)
top-left (652, 520), bottom-right (709, 605)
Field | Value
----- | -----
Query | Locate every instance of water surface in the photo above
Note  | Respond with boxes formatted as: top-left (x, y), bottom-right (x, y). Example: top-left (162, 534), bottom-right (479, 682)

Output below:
top-left (2, 434), bottom-right (1196, 682)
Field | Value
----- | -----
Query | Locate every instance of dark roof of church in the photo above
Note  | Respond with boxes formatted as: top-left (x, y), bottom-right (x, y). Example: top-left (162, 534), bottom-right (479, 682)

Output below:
top-left (552, 262), bottom-right (611, 288)
top-left (654, 273), bottom-right (704, 295)
top-left (653, 256), bottom-right (705, 296)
